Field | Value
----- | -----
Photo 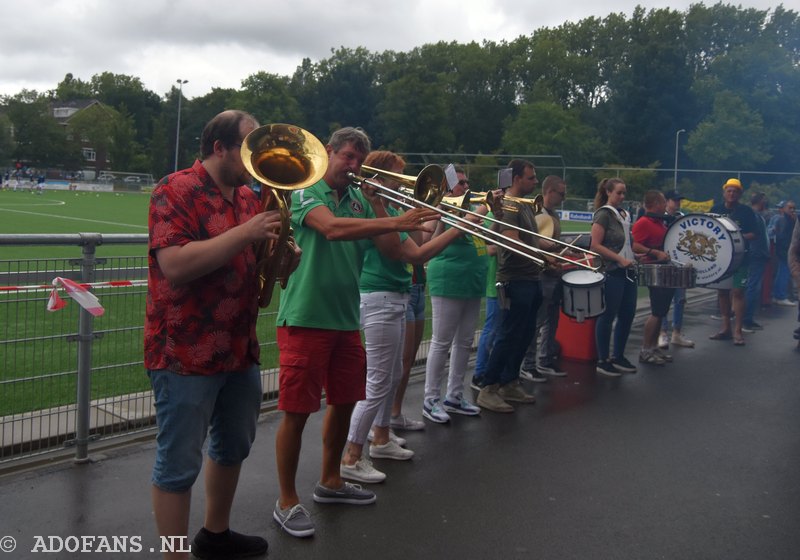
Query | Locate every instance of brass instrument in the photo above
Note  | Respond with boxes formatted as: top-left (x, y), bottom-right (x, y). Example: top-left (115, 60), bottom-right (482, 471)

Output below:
top-left (441, 187), bottom-right (600, 271)
top-left (353, 165), bottom-right (603, 271)
top-left (241, 124), bottom-right (328, 307)
top-left (350, 166), bottom-right (546, 266)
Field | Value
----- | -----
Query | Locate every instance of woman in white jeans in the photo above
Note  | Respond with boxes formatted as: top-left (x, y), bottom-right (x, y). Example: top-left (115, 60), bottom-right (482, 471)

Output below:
top-left (423, 168), bottom-right (489, 423)
top-left (341, 151), bottom-right (465, 484)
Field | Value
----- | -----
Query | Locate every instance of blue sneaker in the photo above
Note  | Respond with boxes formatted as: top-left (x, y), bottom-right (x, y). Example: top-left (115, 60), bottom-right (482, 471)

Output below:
top-left (422, 398), bottom-right (450, 423)
top-left (442, 393), bottom-right (481, 416)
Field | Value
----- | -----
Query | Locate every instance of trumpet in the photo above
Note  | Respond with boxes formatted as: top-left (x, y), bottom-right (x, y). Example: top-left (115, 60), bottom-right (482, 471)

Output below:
top-left (240, 124), bottom-right (328, 307)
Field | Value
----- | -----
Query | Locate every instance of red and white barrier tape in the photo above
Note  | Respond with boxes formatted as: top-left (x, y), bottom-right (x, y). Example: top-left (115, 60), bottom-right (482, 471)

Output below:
top-left (0, 279), bottom-right (147, 293)
top-left (1, 278), bottom-right (146, 316)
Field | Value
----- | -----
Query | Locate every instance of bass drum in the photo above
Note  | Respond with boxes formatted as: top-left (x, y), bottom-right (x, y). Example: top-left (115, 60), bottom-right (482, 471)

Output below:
top-left (561, 270), bottom-right (605, 323)
top-left (664, 214), bottom-right (744, 286)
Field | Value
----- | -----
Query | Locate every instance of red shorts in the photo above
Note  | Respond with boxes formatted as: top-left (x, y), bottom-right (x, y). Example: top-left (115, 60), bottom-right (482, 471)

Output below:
top-left (276, 326), bottom-right (367, 413)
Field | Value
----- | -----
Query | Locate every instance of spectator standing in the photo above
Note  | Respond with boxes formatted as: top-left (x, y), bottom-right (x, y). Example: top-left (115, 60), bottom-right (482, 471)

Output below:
top-left (769, 200), bottom-right (797, 306)
top-left (742, 192), bottom-right (771, 332)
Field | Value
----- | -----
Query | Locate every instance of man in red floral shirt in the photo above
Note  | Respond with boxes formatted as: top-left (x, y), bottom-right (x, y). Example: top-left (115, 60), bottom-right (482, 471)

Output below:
top-left (146, 110), bottom-right (283, 559)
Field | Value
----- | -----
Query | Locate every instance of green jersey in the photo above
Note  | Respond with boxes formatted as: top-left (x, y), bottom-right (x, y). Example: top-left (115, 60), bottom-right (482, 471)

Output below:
top-left (359, 206), bottom-right (411, 293)
top-left (276, 179), bottom-right (375, 330)
top-left (427, 226), bottom-right (488, 299)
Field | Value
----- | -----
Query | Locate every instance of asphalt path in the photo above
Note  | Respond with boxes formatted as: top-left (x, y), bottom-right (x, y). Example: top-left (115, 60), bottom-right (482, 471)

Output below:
top-left (0, 295), bottom-right (798, 560)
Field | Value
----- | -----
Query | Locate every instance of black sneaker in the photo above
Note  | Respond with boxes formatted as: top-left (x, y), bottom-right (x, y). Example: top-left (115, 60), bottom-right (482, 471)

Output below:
top-left (596, 361), bottom-right (622, 377)
top-left (192, 528), bottom-right (268, 559)
top-left (612, 356), bottom-right (638, 373)
top-left (519, 368), bottom-right (548, 383)
top-left (742, 322), bottom-right (763, 333)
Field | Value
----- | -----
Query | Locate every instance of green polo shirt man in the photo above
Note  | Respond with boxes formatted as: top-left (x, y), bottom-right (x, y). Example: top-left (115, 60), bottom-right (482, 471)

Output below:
top-left (272, 127), bottom-right (436, 538)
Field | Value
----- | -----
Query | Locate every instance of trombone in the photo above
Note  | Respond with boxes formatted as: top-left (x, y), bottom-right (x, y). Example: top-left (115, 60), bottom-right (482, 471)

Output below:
top-left (359, 165), bottom-right (601, 272)
top-left (440, 189), bottom-right (601, 270)
top-left (347, 166), bottom-right (546, 266)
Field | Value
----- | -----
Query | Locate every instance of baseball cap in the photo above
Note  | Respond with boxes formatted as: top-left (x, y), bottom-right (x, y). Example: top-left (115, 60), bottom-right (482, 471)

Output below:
top-left (723, 178), bottom-right (743, 190)
top-left (664, 190), bottom-right (685, 201)
top-left (776, 200), bottom-right (787, 208)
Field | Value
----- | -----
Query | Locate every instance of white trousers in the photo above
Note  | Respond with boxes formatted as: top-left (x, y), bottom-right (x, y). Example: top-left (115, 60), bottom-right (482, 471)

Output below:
top-left (424, 296), bottom-right (482, 402)
top-left (347, 291), bottom-right (408, 445)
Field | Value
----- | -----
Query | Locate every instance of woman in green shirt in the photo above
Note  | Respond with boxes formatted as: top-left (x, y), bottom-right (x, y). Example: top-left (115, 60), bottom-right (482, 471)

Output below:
top-left (422, 169), bottom-right (489, 423)
top-left (341, 152), bottom-right (465, 484)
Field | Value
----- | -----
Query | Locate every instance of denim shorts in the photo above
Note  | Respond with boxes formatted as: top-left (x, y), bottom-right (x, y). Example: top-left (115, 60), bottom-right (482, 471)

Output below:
top-left (405, 283), bottom-right (426, 322)
top-left (148, 366), bottom-right (262, 493)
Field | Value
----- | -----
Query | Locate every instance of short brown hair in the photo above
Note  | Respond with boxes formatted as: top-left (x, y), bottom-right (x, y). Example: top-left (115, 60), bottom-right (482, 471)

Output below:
top-left (541, 175), bottom-right (565, 194)
top-left (507, 159), bottom-right (535, 180)
top-left (200, 110), bottom-right (258, 159)
top-left (643, 190), bottom-right (665, 209)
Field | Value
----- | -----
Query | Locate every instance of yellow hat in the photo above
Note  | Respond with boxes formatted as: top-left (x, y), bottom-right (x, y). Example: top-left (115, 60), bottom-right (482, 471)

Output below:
top-left (723, 178), bottom-right (742, 190)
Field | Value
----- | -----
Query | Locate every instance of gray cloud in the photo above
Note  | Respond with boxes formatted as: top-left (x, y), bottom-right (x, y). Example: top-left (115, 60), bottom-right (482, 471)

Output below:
top-left (0, 0), bottom-right (780, 98)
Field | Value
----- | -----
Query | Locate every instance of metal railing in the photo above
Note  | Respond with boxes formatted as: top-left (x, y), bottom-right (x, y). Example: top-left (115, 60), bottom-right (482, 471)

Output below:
top-left (0, 234), bottom-right (439, 467)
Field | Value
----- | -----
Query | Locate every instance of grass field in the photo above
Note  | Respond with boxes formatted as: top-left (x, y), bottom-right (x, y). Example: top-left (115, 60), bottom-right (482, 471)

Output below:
top-left (0, 188), bottom-right (593, 415)
top-left (0, 189), bottom-right (592, 238)
top-left (0, 189), bottom-right (150, 259)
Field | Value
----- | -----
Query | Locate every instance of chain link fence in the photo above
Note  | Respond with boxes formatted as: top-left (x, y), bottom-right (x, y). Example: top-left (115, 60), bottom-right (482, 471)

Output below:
top-left (0, 234), bottom-right (440, 467)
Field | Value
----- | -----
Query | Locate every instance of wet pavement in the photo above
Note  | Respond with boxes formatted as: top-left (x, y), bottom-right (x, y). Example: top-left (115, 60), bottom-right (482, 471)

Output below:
top-left (0, 294), bottom-right (798, 559)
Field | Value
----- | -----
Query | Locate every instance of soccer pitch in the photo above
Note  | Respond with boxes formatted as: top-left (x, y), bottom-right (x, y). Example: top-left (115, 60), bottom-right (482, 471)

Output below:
top-left (0, 190), bottom-right (150, 259)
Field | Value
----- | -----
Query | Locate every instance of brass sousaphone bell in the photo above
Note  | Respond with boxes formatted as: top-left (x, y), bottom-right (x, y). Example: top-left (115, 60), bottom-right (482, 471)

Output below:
top-left (241, 124), bottom-right (328, 307)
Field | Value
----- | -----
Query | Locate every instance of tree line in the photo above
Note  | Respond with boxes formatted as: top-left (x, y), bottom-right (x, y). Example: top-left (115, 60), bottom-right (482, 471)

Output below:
top-left (1, 2), bottom-right (798, 201)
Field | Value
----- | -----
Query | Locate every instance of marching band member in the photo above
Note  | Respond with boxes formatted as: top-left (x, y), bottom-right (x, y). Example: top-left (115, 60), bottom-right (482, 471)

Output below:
top-left (590, 178), bottom-right (638, 377)
top-left (422, 168), bottom-right (488, 422)
top-left (519, 175), bottom-right (569, 380)
top-left (145, 111), bottom-right (274, 560)
top-left (632, 190), bottom-right (674, 365)
top-left (341, 151), bottom-right (468, 483)
top-left (272, 128), bottom-right (437, 538)
top-left (476, 160), bottom-right (542, 412)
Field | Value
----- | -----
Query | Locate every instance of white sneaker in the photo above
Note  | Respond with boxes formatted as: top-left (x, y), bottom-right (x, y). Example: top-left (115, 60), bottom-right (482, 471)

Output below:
top-left (389, 414), bottom-right (425, 431)
top-left (422, 398), bottom-right (450, 424)
top-left (368, 429), bottom-right (406, 447)
top-left (671, 332), bottom-right (695, 348)
top-left (442, 393), bottom-right (481, 416)
top-left (340, 457), bottom-right (386, 483)
top-left (369, 440), bottom-right (414, 461)
top-left (658, 332), bottom-right (670, 349)
top-left (775, 298), bottom-right (796, 307)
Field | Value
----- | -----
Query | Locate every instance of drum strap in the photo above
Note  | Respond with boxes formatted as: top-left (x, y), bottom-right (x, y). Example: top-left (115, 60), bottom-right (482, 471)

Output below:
top-left (601, 205), bottom-right (635, 262)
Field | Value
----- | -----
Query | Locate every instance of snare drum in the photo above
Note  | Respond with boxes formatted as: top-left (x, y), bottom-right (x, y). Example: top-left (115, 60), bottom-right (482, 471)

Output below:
top-left (561, 270), bottom-right (606, 322)
top-left (636, 263), bottom-right (696, 288)
top-left (663, 214), bottom-right (744, 285)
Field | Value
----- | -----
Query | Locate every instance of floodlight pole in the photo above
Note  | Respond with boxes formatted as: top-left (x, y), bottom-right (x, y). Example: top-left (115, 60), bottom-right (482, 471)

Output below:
top-left (673, 129), bottom-right (686, 192)
top-left (174, 79), bottom-right (188, 172)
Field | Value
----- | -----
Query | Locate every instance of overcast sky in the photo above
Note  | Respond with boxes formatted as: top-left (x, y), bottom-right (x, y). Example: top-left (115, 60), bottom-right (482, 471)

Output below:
top-left (0, 0), bottom-right (781, 99)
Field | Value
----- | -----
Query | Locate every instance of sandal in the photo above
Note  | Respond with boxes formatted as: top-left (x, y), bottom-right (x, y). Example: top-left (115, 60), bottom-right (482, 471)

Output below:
top-left (733, 337), bottom-right (745, 346)
top-left (709, 331), bottom-right (733, 341)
